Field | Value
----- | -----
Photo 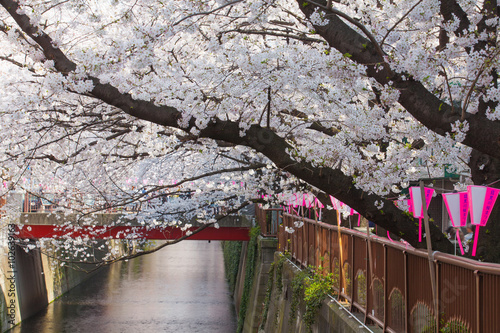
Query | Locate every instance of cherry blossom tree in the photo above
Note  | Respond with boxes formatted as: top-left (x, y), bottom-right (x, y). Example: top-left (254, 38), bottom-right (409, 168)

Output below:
top-left (0, 0), bottom-right (499, 261)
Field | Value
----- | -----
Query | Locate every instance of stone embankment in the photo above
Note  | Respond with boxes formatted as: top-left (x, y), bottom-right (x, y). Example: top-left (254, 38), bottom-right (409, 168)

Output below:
top-left (225, 232), bottom-right (379, 332)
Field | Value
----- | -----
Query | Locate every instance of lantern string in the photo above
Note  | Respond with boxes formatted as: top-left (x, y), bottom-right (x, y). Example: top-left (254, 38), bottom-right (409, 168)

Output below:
top-left (387, 178), bottom-right (500, 201)
top-left (486, 178), bottom-right (500, 187)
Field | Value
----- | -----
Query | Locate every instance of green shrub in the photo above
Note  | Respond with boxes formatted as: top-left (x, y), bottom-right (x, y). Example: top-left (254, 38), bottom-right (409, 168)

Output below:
top-left (221, 240), bottom-right (242, 294)
top-left (289, 266), bottom-right (335, 333)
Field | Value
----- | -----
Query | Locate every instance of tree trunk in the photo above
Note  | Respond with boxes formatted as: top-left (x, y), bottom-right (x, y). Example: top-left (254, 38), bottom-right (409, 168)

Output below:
top-left (469, 149), bottom-right (500, 262)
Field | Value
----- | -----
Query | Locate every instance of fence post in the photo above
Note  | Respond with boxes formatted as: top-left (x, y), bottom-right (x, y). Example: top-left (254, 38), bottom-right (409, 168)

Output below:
top-left (365, 221), bottom-right (373, 325)
top-left (303, 217), bottom-right (307, 266)
top-left (336, 210), bottom-right (346, 298)
top-left (404, 251), bottom-right (409, 333)
top-left (419, 180), bottom-right (438, 333)
top-left (383, 244), bottom-right (388, 331)
top-left (475, 270), bottom-right (481, 333)
top-left (436, 260), bottom-right (441, 332)
top-left (350, 234), bottom-right (355, 312)
top-left (328, 227), bottom-right (332, 274)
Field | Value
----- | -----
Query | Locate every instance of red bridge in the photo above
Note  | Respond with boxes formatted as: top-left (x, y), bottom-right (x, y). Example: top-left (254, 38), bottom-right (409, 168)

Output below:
top-left (14, 224), bottom-right (251, 241)
top-left (14, 213), bottom-right (252, 241)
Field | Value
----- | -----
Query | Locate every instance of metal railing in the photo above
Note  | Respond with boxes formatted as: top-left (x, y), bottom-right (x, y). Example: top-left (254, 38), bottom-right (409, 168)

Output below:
top-left (256, 205), bottom-right (500, 333)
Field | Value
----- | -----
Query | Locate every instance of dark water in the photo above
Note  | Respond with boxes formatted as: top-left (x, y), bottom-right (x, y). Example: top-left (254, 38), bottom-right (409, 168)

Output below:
top-left (11, 241), bottom-right (237, 333)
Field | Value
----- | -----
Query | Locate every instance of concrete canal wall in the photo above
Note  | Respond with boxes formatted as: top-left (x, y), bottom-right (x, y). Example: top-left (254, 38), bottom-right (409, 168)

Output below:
top-left (0, 191), bottom-right (251, 332)
top-left (228, 235), bottom-right (380, 333)
top-left (0, 230), bottom-right (132, 332)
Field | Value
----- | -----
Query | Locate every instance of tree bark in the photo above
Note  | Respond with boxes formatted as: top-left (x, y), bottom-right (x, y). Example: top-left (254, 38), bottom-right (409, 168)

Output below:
top-left (469, 150), bottom-right (500, 262)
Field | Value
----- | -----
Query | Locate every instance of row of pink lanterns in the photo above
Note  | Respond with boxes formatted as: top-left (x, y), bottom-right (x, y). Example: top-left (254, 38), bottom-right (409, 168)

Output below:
top-left (278, 185), bottom-right (498, 257)
top-left (280, 193), bottom-right (361, 225)
top-left (404, 185), bottom-right (499, 256)
top-left (282, 193), bottom-right (324, 219)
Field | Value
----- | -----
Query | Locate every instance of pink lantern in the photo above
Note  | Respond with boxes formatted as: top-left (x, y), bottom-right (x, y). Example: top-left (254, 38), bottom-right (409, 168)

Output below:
top-left (314, 197), bottom-right (324, 209)
top-left (303, 193), bottom-right (313, 208)
top-left (340, 202), bottom-right (360, 226)
top-left (442, 192), bottom-right (468, 255)
top-left (442, 192), bottom-right (469, 228)
top-left (313, 197), bottom-right (324, 220)
top-left (467, 185), bottom-right (500, 256)
top-left (353, 210), bottom-right (361, 227)
top-left (303, 193), bottom-right (315, 218)
top-left (329, 195), bottom-right (340, 210)
top-left (287, 193), bottom-right (300, 215)
top-left (329, 195), bottom-right (361, 226)
top-left (409, 186), bottom-right (434, 242)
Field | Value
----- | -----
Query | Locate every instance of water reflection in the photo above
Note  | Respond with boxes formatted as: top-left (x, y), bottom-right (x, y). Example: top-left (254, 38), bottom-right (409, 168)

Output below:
top-left (11, 241), bottom-right (237, 333)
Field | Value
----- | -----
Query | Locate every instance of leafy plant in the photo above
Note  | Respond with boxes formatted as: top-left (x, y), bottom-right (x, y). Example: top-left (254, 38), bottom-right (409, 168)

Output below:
top-left (288, 266), bottom-right (335, 332)
top-left (303, 267), bottom-right (335, 332)
top-left (275, 253), bottom-right (288, 293)
top-left (289, 269), bottom-right (310, 327)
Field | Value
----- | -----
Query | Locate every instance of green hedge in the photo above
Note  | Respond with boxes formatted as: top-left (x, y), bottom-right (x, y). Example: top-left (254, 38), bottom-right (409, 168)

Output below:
top-left (236, 226), bottom-right (260, 333)
top-left (221, 240), bottom-right (243, 295)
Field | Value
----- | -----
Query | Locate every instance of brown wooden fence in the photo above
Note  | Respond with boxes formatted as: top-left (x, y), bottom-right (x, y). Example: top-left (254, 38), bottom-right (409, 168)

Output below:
top-left (256, 204), bottom-right (281, 237)
top-left (257, 206), bottom-right (500, 333)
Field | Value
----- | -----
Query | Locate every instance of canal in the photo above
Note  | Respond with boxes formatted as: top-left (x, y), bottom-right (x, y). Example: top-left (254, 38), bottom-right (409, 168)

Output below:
top-left (10, 241), bottom-right (237, 333)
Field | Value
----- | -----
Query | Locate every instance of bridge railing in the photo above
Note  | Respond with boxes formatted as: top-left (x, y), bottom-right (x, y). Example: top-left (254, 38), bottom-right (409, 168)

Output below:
top-left (260, 210), bottom-right (500, 333)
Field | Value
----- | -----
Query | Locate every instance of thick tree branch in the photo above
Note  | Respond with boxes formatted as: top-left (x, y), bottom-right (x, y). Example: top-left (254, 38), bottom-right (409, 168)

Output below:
top-left (1, 0), bottom-right (75, 73)
top-left (0, 0), bottom-right (453, 252)
top-left (297, 0), bottom-right (500, 160)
